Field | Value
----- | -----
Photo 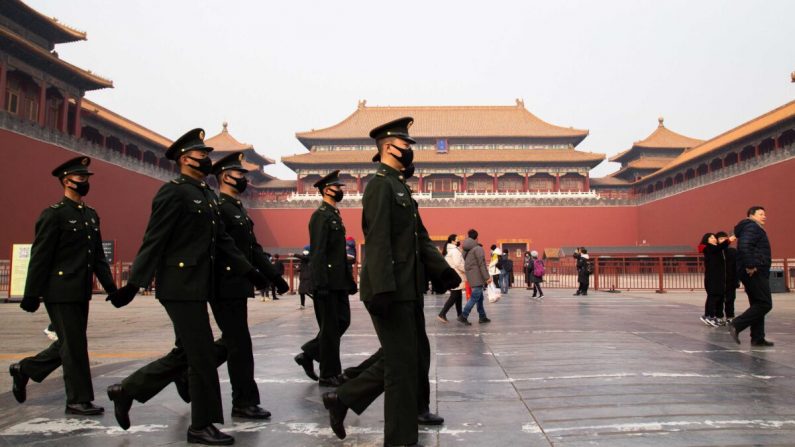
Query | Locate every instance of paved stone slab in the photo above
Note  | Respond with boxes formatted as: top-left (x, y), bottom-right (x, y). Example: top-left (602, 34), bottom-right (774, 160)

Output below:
top-left (1, 289), bottom-right (794, 446)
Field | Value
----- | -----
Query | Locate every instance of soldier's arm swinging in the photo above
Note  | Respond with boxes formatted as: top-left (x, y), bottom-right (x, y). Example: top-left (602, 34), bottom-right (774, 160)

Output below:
top-left (127, 185), bottom-right (182, 288)
top-left (362, 180), bottom-right (397, 296)
top-left (309, 212), bottom-right (330, 294)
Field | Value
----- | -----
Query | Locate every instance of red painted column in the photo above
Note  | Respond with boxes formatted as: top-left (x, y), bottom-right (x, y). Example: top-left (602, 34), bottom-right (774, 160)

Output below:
top-left (59, 93), bottom-right (69, 132)
top-left (37, 81), bottom-right (47, 126)
top-left (462, 174), bottom-right (467, 192)
top-left (523, 173), bottom-right (529, 192)
top-left (73, 97), bottom-right (82, 138)
top-left (0, 62), bottom-right (6, 110)
top-left (554, 173), bottom-right (561, 192)
top-left (418, 174), bottom-right (424, 192)
top-left (775, 136), bottom-right (781, 150)
top-left (755, 143), bottom-right (761, 157)
top-left (492, 174), bottom-right (498, 191)
top-left (356, 174), bottom-right (362, 193)
top-left (584, 173), bottom-right (590, 191)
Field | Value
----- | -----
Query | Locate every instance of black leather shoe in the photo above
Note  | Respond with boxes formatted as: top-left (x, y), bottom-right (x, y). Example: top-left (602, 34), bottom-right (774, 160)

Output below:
top-left (728, 324), bottom-right (741, 345)
top-left (751, 339), bottom-right (775, 347)
top-left (322, 392), bottom-right (347, 440)
top-left (417, 410), bottom-right (444, 425)
top-left (294, 353), bottom-right (318, 381)
top-left (65, 402), bottom-right (104, 415)
top-left (174, 373), bottom-right (191, 403)
top-left (107, 384), bottom-right (133, 430)
top-left (9, 363), bottom-right (28, 403)
top-left (457, 315), bottom-right (471, 326)
top-left (479, 317), bottom-right (491, 324)
top-left (319, 375), bottom-right (345, 387)
top-left (187, 424), bottom-right (234, 445)
top-left (232, 405), bottom-right (271, 419)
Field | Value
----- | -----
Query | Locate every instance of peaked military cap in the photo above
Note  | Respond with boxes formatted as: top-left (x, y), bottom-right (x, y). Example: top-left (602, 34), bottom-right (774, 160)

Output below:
top-left (369, 116), bottom-right (416, 162)
top-left (51, 156), bottom-right (93, 178)
top-left (211, 151), bottom-right (249, 176)
top-left (313, 170), bottom-right (345, 190)
top-left (165, 128), bottom-right (214, 160)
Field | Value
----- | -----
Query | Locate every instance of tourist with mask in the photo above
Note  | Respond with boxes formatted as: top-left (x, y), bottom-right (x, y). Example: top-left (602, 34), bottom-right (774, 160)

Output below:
top-left (294, 170), bottom-right (357, 387)
top-left (11, 156), bottom-right (117, 416)
top-left (438, 233), bottom-right (466, 323)
top-left (322, 117), bottom-right (460, 446)
top-left (105, 129), bottom-right (270, 446)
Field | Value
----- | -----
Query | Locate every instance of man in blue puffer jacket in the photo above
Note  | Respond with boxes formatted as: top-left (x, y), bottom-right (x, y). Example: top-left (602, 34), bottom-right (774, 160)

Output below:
top-left (729, 206), bottom-right (774, 347)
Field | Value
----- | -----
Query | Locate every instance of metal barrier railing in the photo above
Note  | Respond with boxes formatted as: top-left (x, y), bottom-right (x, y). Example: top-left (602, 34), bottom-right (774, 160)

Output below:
top-left (2, 256), bottom-right (791, 299)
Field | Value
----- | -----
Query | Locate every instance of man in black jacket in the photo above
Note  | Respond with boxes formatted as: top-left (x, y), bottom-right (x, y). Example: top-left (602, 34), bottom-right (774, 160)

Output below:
top-left (729, 206), bottom-right (774, 347)
top-left (105, 129), bottom-right (270, 446)
top-left (208, 152), bottom-right (289, 419)
top-left (10, 156), bottom-right (117, 416)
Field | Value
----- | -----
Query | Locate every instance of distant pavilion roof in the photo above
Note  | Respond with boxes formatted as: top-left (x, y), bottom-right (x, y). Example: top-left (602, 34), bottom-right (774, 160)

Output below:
top-left (610, 117), bottom-right (703, 163)
top-left (643, 99), bottom-right (795, 183)
top-left (0, 25), bottom-right (112, 90)
top-left (296, 99), bottom-right (589, 149)
top-left (4, 0), bottom-right (87, 44)
top-left (283, 148), bottom-right (604, 168)
top-left (204, 122), bottom-right (274, 165)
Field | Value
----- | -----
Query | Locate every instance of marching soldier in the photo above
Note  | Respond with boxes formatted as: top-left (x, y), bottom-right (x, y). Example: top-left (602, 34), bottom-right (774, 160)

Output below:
top-left (10, 156), bottom-right (117, 415)
top-left (105, 129), bottom-right (270, 446)
top-left (295, 170), bottom-right (356, 387)
top-left (207, 152), bottom-right (289, 419)
top-left (322, 118), bottom-right (460, 446)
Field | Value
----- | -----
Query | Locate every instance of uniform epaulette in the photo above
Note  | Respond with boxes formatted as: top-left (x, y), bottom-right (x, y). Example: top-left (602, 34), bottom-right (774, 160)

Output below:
top-left (376, 172), bottom-right (385, 177)
top-left (171, 178), bottom-right (186, 184)
top-left (50, 202), bottom-right (63, 209)
top-left (84, 204), bottom-right (95, 210)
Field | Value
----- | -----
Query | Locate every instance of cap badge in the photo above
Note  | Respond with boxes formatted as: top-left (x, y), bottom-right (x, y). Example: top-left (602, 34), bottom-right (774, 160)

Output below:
top-left (238, 154), bottom-right (244, 161)
top-left (199, 130), bottom-right (205, 140)
top-left (81, 158), bottom-right (89, 165)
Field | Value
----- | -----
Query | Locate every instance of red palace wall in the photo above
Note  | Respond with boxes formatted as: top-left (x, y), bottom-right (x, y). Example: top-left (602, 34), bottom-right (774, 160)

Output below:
top-left (637, 157), bottom-right (795, 257)
top-left (0, 130), bottom-right (165, 261)
top-left (1, 130), bottom-right (793, 260)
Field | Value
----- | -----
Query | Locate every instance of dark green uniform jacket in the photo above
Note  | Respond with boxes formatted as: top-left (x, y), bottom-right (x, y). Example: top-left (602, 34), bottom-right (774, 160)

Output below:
top-left (24, 197), bottom-right (116, 302)
top-left (309, 203), bottom-right (353, 292)
top-left (128, 175), bottom-right (252, 301)
top-left (215, 193), bottom-right (278, 299)
top-left (359, 164), bottom-right (449, 302)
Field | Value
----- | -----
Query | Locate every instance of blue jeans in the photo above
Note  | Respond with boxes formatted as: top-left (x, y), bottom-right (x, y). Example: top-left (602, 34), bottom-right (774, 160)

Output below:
top-left (462, 286), bottom-right (487, 320)
top-left (499, 271), bottom-right (509, 293)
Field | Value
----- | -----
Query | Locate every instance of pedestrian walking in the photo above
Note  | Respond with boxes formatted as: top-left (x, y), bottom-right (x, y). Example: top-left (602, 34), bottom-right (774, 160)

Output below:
top-left (698, 233), bottom-right (733, 327)
top-left (322, 117), bottom-right (459, 446)
top-left (574, 248), bottom-right (592, 296)
top-left (729, 206), bottom-right (775, 347)
top-left (104, 128), bottom-right (270, 445)
top-left (530, 251), bottom-right (545, 299)
top-left (11, 156), bottom-right (117, 416)
top-left (295, 170), bottom-right (356, 387)
top-left (269, 254), bottom-right (284, 300)
top-left (488, 245), bottom-right (501, 288)
top-left (438, 234), bottom-right (465, 322)
top-left (295, 245), bottom-right (313, 309)
top-left (499, 251), bottom-right (510, 294)
top-left (523, 251), bottom-right (533, 289)
top-left (716, 231), bottom-right (739, 324)
top-left (459, 229), bottom-right (491, 325)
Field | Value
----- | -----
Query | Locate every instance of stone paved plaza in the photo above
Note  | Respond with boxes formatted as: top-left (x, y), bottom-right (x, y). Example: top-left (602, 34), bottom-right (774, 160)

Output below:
top-left (1, 288), bottom-right (794, 446)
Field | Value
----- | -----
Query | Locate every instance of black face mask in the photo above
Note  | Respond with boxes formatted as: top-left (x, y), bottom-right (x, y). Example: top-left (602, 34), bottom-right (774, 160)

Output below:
top-left (391, 144), bottom-right (414, 167)
top-left (188, 156), bottom-right (212, 176)
top-left (455, 241), bottom-right (461, 247)
top-left (224, 176), bottom-right (248, 193)
top-left (326, 189), bottom-right (344, 203)
top-left (402, 164), bottom-right (415, 179)
top-left (68, 180), bottom-right (90, 197)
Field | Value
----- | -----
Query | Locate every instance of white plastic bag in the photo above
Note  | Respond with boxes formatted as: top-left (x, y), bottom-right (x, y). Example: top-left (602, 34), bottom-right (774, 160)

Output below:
top-left (487, 282), bottom-right (501, 303)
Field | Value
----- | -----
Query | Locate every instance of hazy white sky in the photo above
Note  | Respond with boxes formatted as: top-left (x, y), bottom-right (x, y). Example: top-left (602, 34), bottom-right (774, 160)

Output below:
top-left (27, 0), bottom-right (795, 179)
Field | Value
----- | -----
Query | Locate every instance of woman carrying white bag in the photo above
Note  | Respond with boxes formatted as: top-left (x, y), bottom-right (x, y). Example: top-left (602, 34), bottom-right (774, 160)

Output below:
top-left (486, 282), bottom-right (501, 303)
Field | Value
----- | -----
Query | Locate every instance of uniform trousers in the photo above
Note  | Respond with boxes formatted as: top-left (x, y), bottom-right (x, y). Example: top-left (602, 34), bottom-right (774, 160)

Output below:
top-left (19, 301), bottom-right (93, 404)
top-left (210, 298), bottom-right (260, 407)
top-left (336, 300), bottom-right (423, 446)
top-left (122, 300), bottom-right (222, 427)
top-left (300, 291), bottom-right (351, 378)
top-left (342, 302), bottom-right (431, 414)
top-left (733, 272), bottom-right (773, 342)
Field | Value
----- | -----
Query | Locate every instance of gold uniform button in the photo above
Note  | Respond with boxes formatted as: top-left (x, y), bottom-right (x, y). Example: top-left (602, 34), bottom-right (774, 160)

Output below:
top-left (226, 266), bottom-right (231, 271)
top-left (58, 271), bottom-right (64, 276)
top-left (328, 264), bottom-right (332, 268)
top-left (87, 235), bottom-right (91, 239)
top-left (179, 262), bottom-right (185, 268)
